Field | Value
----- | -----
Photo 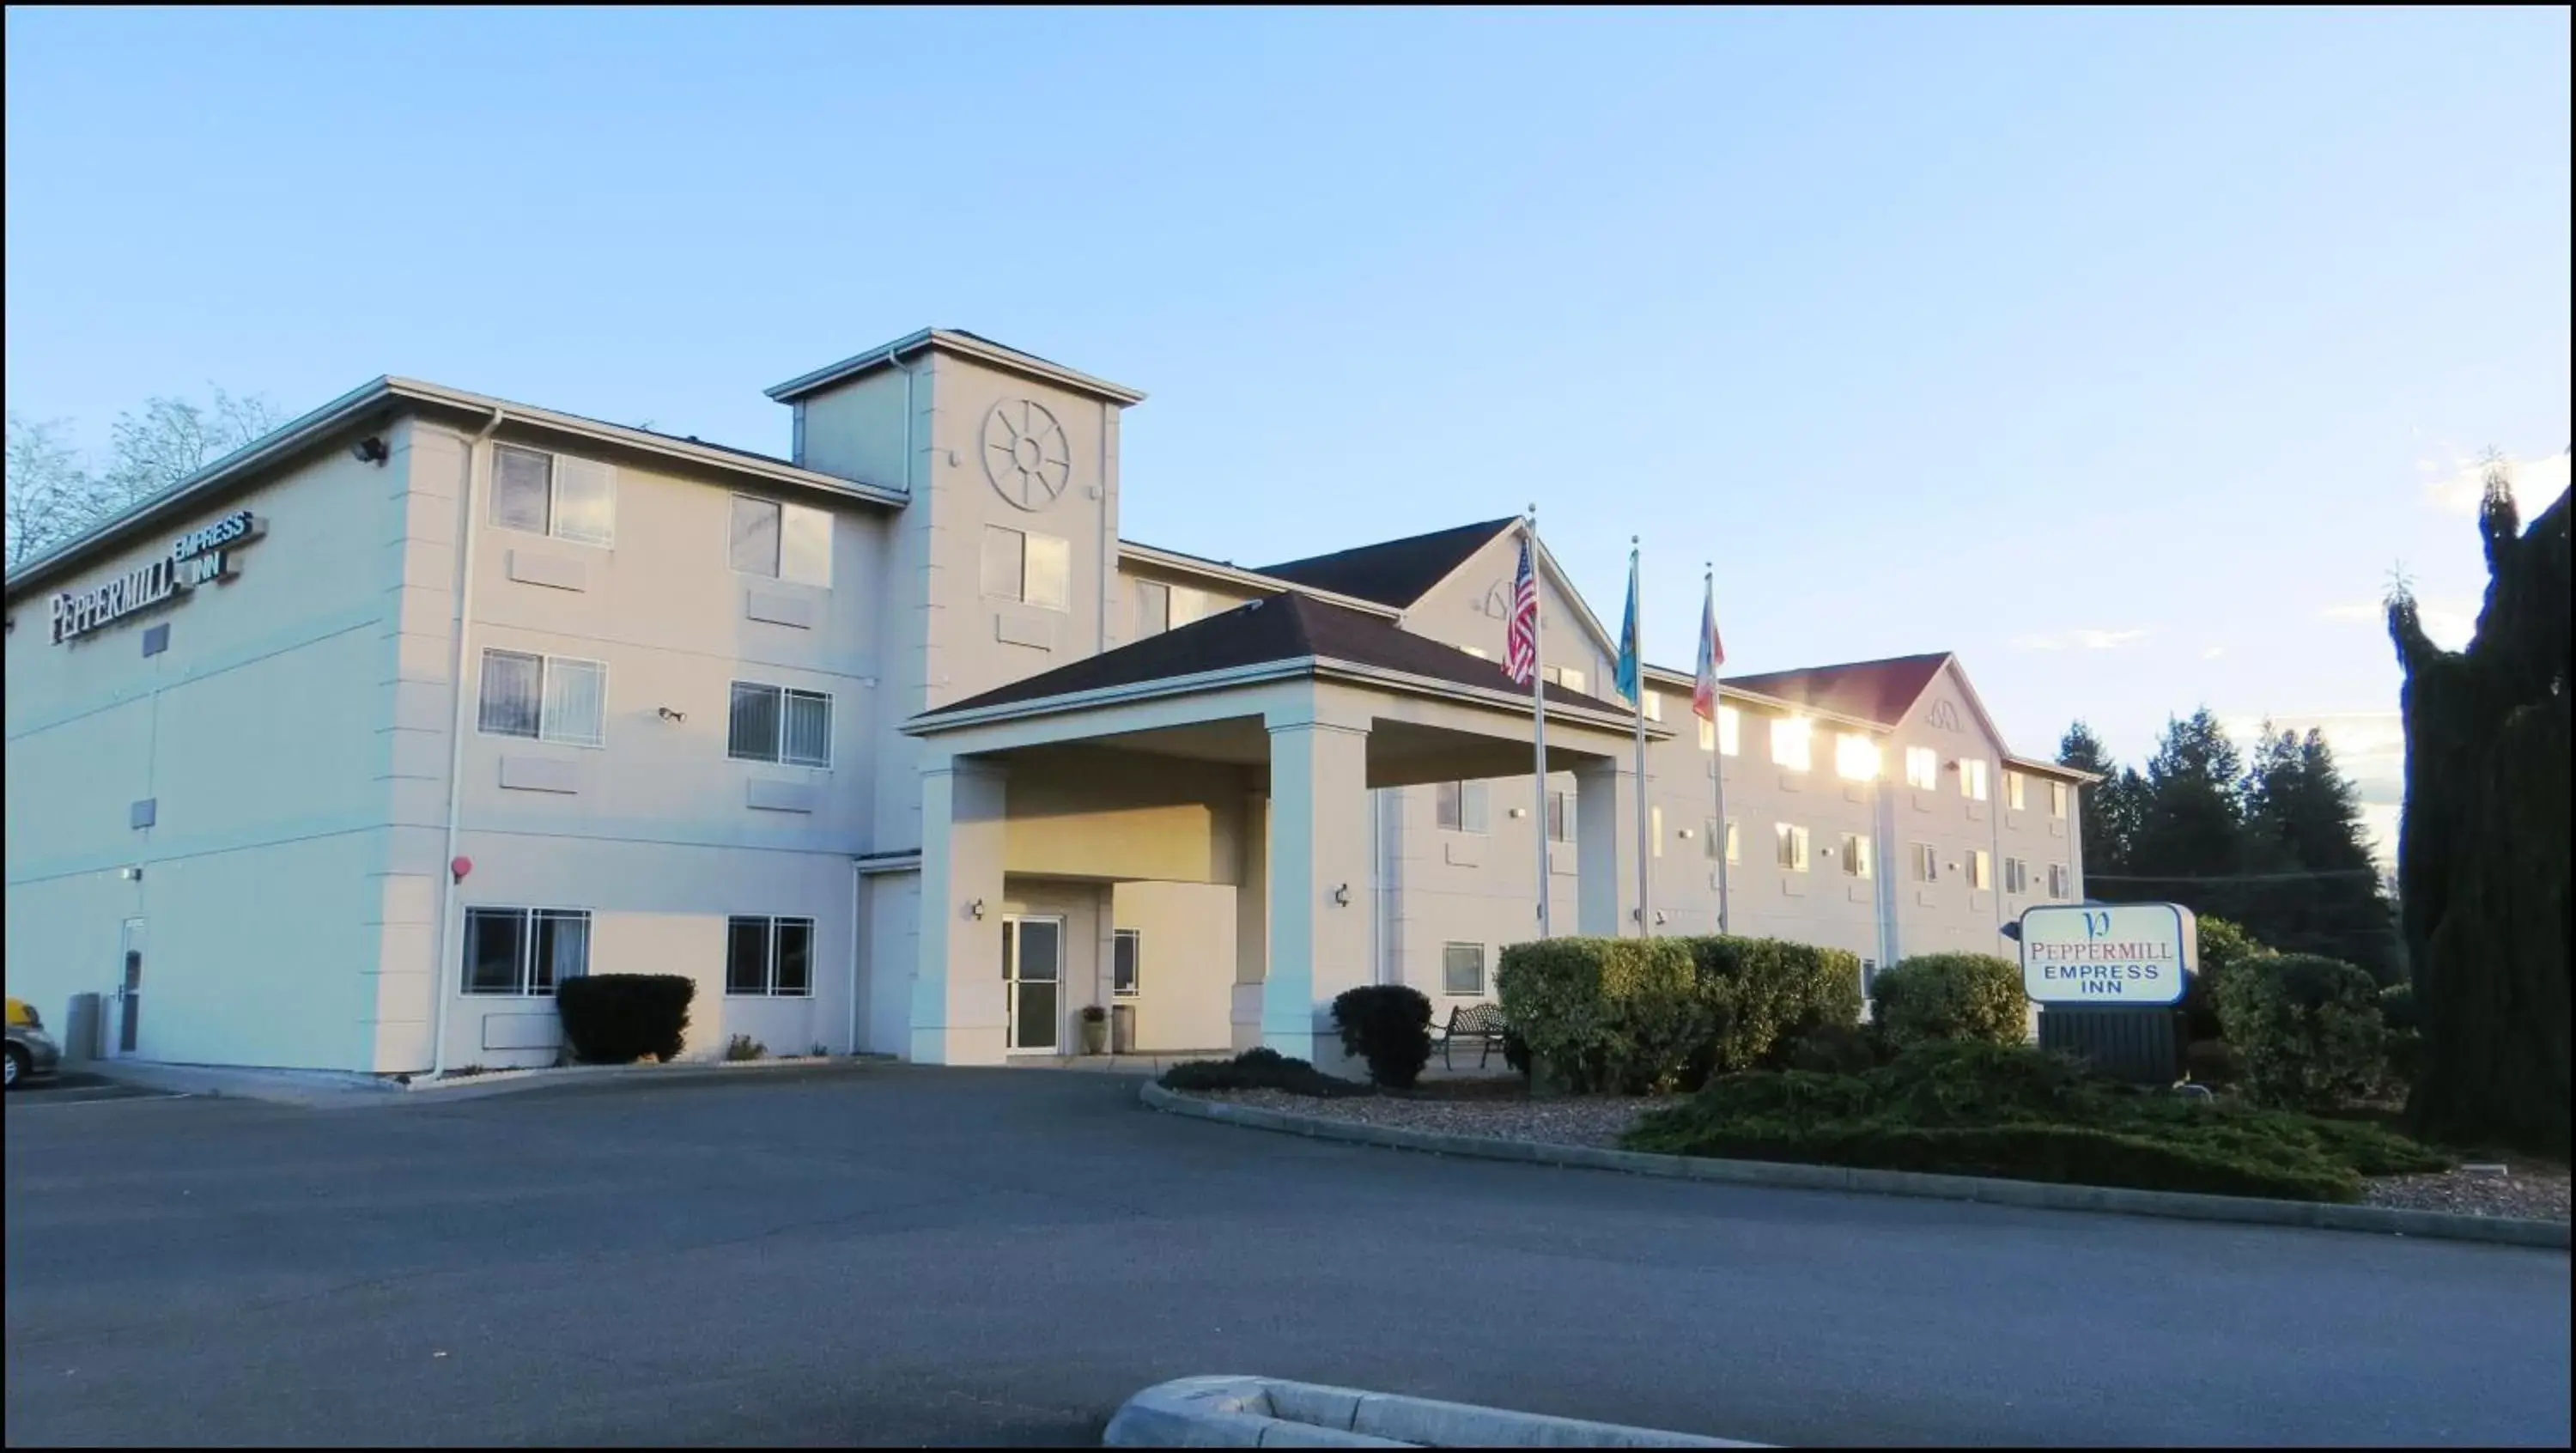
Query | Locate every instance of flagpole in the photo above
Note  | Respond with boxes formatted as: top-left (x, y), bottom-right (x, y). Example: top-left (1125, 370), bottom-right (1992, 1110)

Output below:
top-left (1708, 561), bottom-right (1732, 936)
top-left (1528, 508), bottom-right (1551, 939)
top-left (1631, 539), bottom-right (1651, 938)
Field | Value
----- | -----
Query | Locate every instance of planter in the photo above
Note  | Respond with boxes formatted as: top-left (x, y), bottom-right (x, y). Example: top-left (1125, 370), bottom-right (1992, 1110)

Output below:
top-left (1078, 1010), bottom-right (1110, 1055)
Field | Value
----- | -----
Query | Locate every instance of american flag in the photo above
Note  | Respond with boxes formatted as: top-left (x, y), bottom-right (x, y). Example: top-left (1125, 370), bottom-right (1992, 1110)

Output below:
top-left (1504, 531), bottom-right (1540, 685)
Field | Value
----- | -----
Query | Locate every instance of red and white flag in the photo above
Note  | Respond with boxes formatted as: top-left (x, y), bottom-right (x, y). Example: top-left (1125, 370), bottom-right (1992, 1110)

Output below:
top-left (1504, 531), bottom-right (1540, 685)
top-left (1692, 571), bottom-right (1726, 720)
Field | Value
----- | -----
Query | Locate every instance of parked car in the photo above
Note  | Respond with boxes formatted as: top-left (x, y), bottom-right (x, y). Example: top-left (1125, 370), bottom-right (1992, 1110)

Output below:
top-left (6, 996), bottom-right (63, 1089)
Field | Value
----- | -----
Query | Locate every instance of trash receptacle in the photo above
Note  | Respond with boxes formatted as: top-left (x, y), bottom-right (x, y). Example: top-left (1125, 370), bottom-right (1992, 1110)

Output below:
top-left (64, 992), bottom-right (102, 1064)
top-left (1110, 1002), bottom-right (1136, 1055)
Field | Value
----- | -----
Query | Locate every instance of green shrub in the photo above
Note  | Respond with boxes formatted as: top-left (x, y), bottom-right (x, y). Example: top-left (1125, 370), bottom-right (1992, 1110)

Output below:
top-left (1679, 935), bottom-right (1865, 1079)
top-left (1495, 937), bottom-right (1704, 1093)
top-left (1158, 1048), bottom-right (1370, 1098)
top-left (1868, 953), bottom-right (2027, 1049)
top-left (556, 975), bottom-right (694, 1065)
top-left (2213, 952), bottom-right (2390, 1110)
top-left (724, 1034), bottom-right (767, 1061)
top-left (2187, 915), bottom-right (2274, 1042)
top-left (1620, 1039), bottom-right (2448, 1202)
top-left (1782, 1022), bottom-right (1886, 1076)
top-left (1331, 985), bottom-right (1434, 1088)
top-left (2376, 982), bottom-right (2419, 1033)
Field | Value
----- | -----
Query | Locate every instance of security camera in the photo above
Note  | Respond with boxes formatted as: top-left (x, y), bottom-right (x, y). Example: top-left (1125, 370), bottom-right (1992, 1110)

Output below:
top-left (352, 436), bottom-right (390, 465)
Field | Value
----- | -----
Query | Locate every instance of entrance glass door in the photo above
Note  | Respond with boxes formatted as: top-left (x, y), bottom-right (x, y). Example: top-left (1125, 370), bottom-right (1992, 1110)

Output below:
top-left (1003, 915), bottom-right (1062, 1052)
top-left (115, 918), bottom-right (145, 1057)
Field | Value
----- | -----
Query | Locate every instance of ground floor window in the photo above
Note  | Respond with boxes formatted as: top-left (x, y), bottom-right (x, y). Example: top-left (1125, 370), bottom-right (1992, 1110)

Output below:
top-left (1442, 942), bottom-right (1487, 996)
top-left (726, 915), bottom-right (815, 997)
top-left (463, 907), bottom-right (590, 995)
top-left (1113, 928), bottom-right (1142, 998)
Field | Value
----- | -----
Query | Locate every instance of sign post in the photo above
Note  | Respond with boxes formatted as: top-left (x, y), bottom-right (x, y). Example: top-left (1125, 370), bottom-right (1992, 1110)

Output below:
top-left (2017, 902), bottom-right (2195, 1084)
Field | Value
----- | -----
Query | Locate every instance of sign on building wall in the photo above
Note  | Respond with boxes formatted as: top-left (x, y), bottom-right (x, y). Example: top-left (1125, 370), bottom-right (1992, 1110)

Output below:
top-left (2017, 902), bottom-right (2193, 1006)
top-left (47, 511), bottom-right (263, 645)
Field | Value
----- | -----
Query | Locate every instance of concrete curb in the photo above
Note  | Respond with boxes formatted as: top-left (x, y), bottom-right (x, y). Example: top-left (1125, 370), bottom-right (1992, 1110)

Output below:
top-left (1103, 1374), bottom-right (1761, 1448)
top-left (85, 1055), bottom-right (890, 1108)
top-left (1139, 1082), bottom-right (2572, 1251)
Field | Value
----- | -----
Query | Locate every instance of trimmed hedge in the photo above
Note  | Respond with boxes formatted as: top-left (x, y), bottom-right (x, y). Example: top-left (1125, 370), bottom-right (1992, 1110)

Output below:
top-left (2186, 915), bottom-right (2275, 1042)
top-left (1332, 984), bottom-right (1434, 1088)
top-left (556, 975), bottom-right (694, 1065)
top-left (1868, 953), bottom-right (2026, 1049)
top-left (1683, 935), bottom-right (1866, 1078)
top-left (1495, 937), bottom-right (1704, 1093)
top-left (1622, 1040), bottom-right (2447, 1203)
top-left (1158, 1048), bottom-right (1371, 1098)
top-left (2214, 952), bottom-right (2390, 1111)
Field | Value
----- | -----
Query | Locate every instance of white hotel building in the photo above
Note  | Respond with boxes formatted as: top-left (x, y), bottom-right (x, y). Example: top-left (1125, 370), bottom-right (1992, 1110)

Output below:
top-left (3, 330), bottom-right (2088, 1074)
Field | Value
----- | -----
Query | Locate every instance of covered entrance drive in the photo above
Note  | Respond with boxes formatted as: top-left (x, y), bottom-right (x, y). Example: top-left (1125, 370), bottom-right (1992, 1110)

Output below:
top-left (900, 594), bottom-right (1664, 1069)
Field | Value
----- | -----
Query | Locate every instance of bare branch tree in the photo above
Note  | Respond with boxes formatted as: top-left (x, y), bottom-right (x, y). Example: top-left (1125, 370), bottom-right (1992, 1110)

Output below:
top-left (3, 386), bottom-right (283, 569)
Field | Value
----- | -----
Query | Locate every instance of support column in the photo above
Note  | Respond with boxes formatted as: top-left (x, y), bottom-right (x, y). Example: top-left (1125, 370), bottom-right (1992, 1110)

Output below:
top-left (1230, 788), bottom-right (1268, 1052)
top-left (912, 755), bottom-right (1009, 1065)
top-left (1261, 714), bottom-right (1372, 1066)
top-left (1576, 756), bottom-right (1641, 937)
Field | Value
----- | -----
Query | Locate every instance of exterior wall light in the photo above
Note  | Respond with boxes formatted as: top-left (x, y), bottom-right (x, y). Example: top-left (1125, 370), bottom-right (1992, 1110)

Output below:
top-left (1331, 884), bottom-right (1351, 907)
top-left (969, 899), bottom-right (987, 921)
top-left (657, 706), bottom-right (687, 722)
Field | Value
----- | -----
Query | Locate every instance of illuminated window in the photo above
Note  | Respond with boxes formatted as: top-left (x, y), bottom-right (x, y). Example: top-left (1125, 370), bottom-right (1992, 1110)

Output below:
top-left (1960, 759), bottom-right (1990, 801)
top-left (1970, 849), bottom-right (1993, 890)
top-left (1905, 746), bottom-right (1939, 790)
top-left (2050, 781), bottom-right (2069, 818)
top-left (1841, 833), bottom-right (1873, 878)
top-left (1775, 823), bottom-right (1811, 872)
top-left (1771, 719), bottom-right (1812, 772)
top-left (1835, 733), bottom-right (1880, 781)
top-left (2006, 771), bottom-right (2027, 811)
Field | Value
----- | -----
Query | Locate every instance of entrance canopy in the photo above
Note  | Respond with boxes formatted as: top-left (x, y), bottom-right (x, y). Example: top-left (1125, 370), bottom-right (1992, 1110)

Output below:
top-left (898, 594), bottom-right (1670, 1067)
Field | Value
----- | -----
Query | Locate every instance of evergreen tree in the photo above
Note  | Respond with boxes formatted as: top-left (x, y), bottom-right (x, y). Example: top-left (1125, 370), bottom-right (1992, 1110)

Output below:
top-left (2387, 459), bottom-right (2570, 1155)
top-left (2057, 720), bottom-right (2135, 889)
top-left (2239, 722), bottom-right (2402, 982)
top-left (2124, 708), bottom-right (2251, 917)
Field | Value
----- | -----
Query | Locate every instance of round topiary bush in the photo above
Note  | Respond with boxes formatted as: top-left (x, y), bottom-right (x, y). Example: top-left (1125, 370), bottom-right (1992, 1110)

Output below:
top-left (2212, 952), bottom-right (2389, 1111)
top-left (1330, 984), bottom-right (1434, 1088)
top-left (1868, 953), bottom-right (2027, 1049)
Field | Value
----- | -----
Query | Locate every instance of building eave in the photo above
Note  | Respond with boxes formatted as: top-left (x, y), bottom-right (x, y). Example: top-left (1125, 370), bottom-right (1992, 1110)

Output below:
top-left (1116, 541), bottom-right (1404, 619)
top-left (764, 328), bottom-right (1147, 407)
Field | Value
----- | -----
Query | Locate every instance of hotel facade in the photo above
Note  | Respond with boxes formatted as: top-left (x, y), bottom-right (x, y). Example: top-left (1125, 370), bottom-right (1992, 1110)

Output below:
top-left (3, 330), bottom-right (2088, 1074)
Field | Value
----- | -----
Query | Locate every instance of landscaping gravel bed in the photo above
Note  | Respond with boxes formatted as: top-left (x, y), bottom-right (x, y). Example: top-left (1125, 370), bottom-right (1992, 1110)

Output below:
top-left (1187, 1088), bottom-right (2574, 1222)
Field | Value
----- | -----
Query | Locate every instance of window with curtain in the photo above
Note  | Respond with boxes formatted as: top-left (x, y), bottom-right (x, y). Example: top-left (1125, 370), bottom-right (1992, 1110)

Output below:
top-left (2006, 771), bottom-right (2028, 810)
top-left (1971, 849), bottom-right (1993, 889)
top-left (1841, 833), bottom-right (1873, 878)
top-left (1771, 718), bottom-right (1813, 771)
top-left (730, 495), bottom-right (832, 586)
top-left (1960, 759), bottom-right (1990, 801)
top-left (1835, 733), bottom-right (1880, 781)
top-left (2050, 781), bottom-right (2069, 818)
top-left (462, 906), bottom-right (591, 995)
top-left (1913, 842), bottom-right (1939, 881)
top-left (490, 444), bottom-right (614, 546)
top-left (2005, 857), bottom-right (2030, 894)
top-left (1906, 745), bottom-right (1940, 789)
top-left (1435, 781), bottom-right (1489, 833)
top-left (1136, 581), bottom-right (1170, 636)
top-left (1776, 823), bottom-right (1811, 872)
top-left (724, 915), bottom-right (815, 996)
top-left (478, 649), bottom-right (605, 746)
top-left (2049, 862), bottom-right (2071, 897)
top-left (727, 682), bottom-right (831, 766)
top-left (983, 525), bottom-right (1069, 609)
top-left (1706, 818), bottom-right (1741, 863)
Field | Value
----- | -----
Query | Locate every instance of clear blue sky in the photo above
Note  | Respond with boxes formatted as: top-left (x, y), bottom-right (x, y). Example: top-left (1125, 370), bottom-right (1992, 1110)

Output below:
top-left (8, 8), bottom-right (2568, 852)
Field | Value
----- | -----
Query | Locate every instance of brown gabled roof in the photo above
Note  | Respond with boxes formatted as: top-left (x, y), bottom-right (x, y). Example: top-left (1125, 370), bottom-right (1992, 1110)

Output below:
top-left (1722, 652), bottom-right (1952, 726)
top-left (1252, 518), bottom-right (1519, 608)
top-left (919, 592), bottom-right (1632, 720)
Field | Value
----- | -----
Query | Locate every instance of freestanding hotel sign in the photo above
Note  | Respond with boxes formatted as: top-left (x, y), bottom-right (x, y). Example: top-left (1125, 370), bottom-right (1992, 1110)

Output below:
top-left (2017, 902), bottom-right (2194, 1006)
top-left (48, 510), bottom-right (263, 645)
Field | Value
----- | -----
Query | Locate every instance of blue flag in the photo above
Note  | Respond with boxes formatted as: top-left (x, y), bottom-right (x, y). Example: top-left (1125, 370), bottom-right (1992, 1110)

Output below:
top-left (1614, 545), bottom-right (1641, 704)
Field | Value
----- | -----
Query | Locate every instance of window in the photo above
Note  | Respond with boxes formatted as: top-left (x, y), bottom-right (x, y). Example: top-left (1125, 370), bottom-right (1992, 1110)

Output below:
top-left (492, 445), bottom-right (614, 546)
top-left (1113, 929), bottom-right (1142, 997)
top-left (2050, 781), bottom-right (2069, 818)
top-left (727, 682), bottom-right (832, 766)
top-left (726, 915), bottom-right (814, 997)
top-left (730, 495), bottom-right (831, 586)
top-left (2004, 857), bottom-right (2029, 895)
top-left (1651, 806), bottom-right (1664, 857)
top-left (1546, 789), bottom-right (1572, 843)
top-left (1771, 718), bottom-right (1813, 771)
top-left (1435, 781), bottom-right (1490, 833)
top-left (1699, 706), bottom-right (1743, 755)
top-left (1136, 581), bottom-right (1214, 637)
top-left (1905, 746), bottom-right (1939, 790)
top-left (1960, 758), bottom-right (1990, 801)
top-left (477, 649), bottom-right (605, 746)
top-left (1442, 942), bottom-right (1487, 996)
top-left (1841, 832), bottom-right (1874, 878)
top-left (2048, 862), bottom-right (2071, 897)
top-left (1912, 842), bottom-right (1938, 882)
top-left (1706, 818), bottom-right (1741, 863)
top-left (2006, 770), bottom-right (2027, 811)
top-left (1542, 665), bottom-right (1587, 695)
top-left (1835, 733), bottom-right (1880, 781)
top-left (462, 907), bottom-right (590, 995)
top-left (1776, 823), bottom-right (1811, 872)
top-left (1970, 849), bottom-right (1993, 890)
top-left (1642, 690), bottom-right (1663, 722)
top-left (983, 525), bottom-right (1069, 609)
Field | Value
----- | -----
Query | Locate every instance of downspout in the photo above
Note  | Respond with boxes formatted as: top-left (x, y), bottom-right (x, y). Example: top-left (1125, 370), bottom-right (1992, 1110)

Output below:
top-left (427, 405), bottom-right (507, 1079)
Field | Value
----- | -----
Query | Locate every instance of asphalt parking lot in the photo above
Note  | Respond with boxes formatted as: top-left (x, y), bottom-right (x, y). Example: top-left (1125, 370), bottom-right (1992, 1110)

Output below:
top-left (6, 1065), bottom-right (2569, 1447)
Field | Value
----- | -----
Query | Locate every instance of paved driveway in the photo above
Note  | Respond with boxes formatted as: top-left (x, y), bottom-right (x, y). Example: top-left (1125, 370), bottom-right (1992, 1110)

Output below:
top-left (5, 1066), bottom-right (2567, 1447)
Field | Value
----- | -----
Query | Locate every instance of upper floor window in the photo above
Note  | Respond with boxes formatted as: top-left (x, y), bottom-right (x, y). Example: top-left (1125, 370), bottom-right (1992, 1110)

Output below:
top-left (2048, 861), bottom-right (2071, 897)
top-left (1641, 690), bottom-right (1663, 722)
top-left (1771, 718), bottom-right (1812, 772)
top-left (2006, 770), bottom-right (2028, 811)
top-left (1960, 758), bottom-right (1990, 801)
top-left (1435, 780), bottom-right (1490, 833)
top-left (731, 495), bottom-right (832, 587)
top-left (2004, 856), bottom-right (2030, 895)
top-left (1835, 733), bottom-right (1880, 781)
top-left (1698, 705), bottom-right (1741, 756)
top-left (2050, 781), bottom-right (2069, 818)
top-left (1841, 832), bottom-right (1874, 878)
top-left (1136, 580), bottom-right (1216, 637)
top-left (1911, 842), bottom-right (1938, 882)
top-left (1776, 823), bottom-right (1811, 872)
top-left (492, 445), bottom-right (614, 547)
top-left (984, 525), bottom-right (1069, 610)
top-left (1905, 746), bottom-right (1939, 790)
top-left (726, 915), bottom-right (813, 997)
top-left (478, 648), bottom-right (605, 747)
top-left (1541, 665), bottom-right (1587, 695)
top-left (1970, 848), bottom-right (1994, 890)
top-left (728, 682), bottom-right (832, 767)
top-left (1706, 818), bottom-right (1741, 864)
